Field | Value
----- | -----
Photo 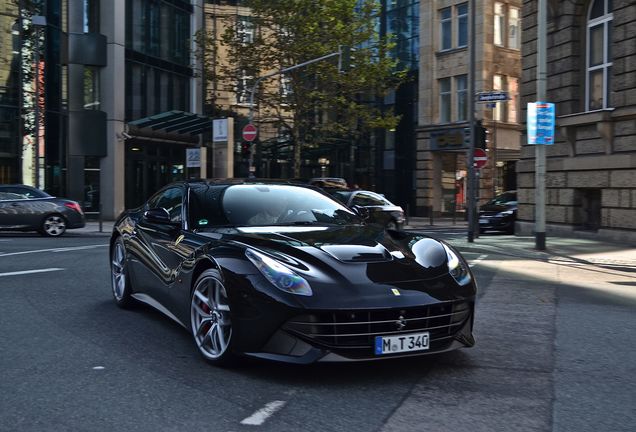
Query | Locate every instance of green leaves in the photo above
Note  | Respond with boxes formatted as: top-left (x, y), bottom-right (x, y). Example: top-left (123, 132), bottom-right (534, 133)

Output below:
top-left (199, 0), bottom-right (407, 175)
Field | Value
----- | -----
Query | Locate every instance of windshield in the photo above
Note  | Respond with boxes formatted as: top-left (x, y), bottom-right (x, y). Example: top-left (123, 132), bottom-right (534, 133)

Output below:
top-left (189, 184), bottom-right (361, 229)
top-left (486, 192), bottom-right (517, 206)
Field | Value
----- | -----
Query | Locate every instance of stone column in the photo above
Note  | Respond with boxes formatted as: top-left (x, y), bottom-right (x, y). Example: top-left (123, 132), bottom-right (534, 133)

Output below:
top-left (99, 0), bottom-right (126, 219)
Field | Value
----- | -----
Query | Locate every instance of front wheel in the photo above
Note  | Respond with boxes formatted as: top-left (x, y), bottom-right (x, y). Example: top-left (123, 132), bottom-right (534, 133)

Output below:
top-left (111, 237), bottom-right (135, 308)
top-left (190, 269), bottom-right (236, 366)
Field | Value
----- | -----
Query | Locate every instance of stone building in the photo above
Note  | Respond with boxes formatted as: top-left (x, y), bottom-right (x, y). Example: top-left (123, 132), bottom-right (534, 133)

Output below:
top-left (416, 0), bottom-right (523, 217)
top-left (517, 0), bottom-right (636, 242)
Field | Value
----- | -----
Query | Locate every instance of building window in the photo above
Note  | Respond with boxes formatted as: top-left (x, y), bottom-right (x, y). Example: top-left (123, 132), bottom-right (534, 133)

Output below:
top-left (83, 67), bottom-right (100, 110)
top-left (238, 15), bottom-right (255, 44)
top-left (440, 4), bottom-right (468, 51)
top-left (586, 0), bottom-right (613, 111)
top-left (439, 78), bottom-right (451, 123)
top-left (493, 74), bottom-right (504, 121)
top-left (236, 71), bottom-right (253, 105)
top-left (456, 75), bottom-right (467, 121)
top-left (508, 6), bottom-right (520, 49)
top-left (440, 7), bottom-right (452, 51)
top-left (494, 2), bottom-right (505, 46)
top-left (508, 76), bottom-right (519, 123)
top-left (457, 3), bottom-right (468, 48)
top-left (280, 75), bottom-right (293, 101)
top-left (494, 2), bottom-right (520, 49)
top-left (83, 0), bottom-right (100, 33)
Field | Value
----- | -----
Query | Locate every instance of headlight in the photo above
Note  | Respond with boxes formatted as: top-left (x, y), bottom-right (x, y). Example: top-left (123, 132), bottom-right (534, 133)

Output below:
top-left (496, 210), bottom-right (514, 217)
top-left (442, 244), bottom-right (471, 286)
top-left (245, 249), bottom-right (313, 296)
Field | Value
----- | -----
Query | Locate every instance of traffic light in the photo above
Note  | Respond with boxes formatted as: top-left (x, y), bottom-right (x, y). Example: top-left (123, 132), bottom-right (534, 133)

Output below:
top-left (338, 45), bottom-right (356, 72)
top-left (241, 142), bottom-right (251, 158)
top-left (474, 120), bottom-right (488, 149)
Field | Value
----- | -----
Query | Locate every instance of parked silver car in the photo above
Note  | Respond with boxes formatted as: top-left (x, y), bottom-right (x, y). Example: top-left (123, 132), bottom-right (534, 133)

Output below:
top-left (0, 185), bottom-right (85, 236)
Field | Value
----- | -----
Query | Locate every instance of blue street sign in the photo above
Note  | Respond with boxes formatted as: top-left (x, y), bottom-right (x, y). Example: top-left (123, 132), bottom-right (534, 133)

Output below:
top-left (477, 91), bottom-right (510, 102)
top-left (527, 102), bottom-right (555, 145)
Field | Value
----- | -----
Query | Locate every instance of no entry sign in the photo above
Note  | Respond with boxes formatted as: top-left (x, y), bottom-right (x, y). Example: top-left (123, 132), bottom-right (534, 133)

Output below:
top-left (242, 124), bottom-right (257, 142)
top-left (474, 148), bottom-right (488, 169)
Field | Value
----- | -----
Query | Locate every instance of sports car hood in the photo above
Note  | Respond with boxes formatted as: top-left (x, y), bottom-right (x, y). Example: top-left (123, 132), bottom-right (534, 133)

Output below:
top-left (205, 224), bottom-right (451, 284)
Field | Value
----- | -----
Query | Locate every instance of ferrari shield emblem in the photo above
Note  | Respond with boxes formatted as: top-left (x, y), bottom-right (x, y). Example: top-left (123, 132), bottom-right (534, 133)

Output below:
top-left (391, 288), bottom-right (401, 296)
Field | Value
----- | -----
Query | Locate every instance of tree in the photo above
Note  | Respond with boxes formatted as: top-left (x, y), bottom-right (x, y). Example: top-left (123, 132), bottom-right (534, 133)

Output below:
top-left (198, 0), bottom-right (407, 177)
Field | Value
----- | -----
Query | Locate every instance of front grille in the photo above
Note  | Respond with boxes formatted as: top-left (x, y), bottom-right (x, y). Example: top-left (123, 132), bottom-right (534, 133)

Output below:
top-left (283, 301), bottom-right (471, 352)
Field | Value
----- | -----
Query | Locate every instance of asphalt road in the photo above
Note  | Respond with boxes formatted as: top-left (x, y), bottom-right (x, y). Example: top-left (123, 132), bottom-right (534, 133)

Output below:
top-left (1, 231), bottom-right (634, 432)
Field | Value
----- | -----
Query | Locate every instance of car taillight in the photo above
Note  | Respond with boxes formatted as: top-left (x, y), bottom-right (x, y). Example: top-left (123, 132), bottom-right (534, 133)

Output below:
top-left (64, 202), bottom-right (83, 214)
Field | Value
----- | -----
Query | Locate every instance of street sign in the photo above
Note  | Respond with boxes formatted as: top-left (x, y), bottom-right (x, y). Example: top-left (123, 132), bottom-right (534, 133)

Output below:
top-left (527, 102), bottom-right (555, 145)
top-left (477, 91), bottom-right (510, 102)
top-left (242, 123), bottom-right (257, 142)
top-left (186, 148), bottom-right (200, 168)
top-left (474, 148), bottom-right (488, 169)
top-left (213, 118), bottom-right (228, 142)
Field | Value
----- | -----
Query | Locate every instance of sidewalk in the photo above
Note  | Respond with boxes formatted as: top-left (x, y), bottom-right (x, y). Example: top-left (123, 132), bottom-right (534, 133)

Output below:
top-left (71, 220), bottom-right (114, 236)
top-left (404, 216), bottom-right (467, 230)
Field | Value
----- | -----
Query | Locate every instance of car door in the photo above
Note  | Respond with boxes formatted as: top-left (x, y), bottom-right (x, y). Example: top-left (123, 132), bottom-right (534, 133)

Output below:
top-left (0, 192), bottom-right (30, 228)
top-left (132, 186), bottom-right (190, 307)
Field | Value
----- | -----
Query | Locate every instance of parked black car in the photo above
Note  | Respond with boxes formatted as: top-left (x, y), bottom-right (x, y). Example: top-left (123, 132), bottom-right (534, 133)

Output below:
top-left (479, 191), bottom-right (517, 234)
top-left (110, 180), bottom-right (476, 365)
top-left (324, 188), bottom-right (406, 230)
top-left (0, 184), bottom-right (85, 236)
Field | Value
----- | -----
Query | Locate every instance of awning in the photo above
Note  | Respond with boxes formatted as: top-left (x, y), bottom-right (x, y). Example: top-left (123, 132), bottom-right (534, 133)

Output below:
top-left (128, 111), bottom-right (212, 135)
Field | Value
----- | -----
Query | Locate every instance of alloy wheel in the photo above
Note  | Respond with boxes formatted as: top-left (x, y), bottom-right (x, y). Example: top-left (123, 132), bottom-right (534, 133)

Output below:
top-left (190, 276), bottom-right (232, 360)
top-left (111, 241), bottom-right (126, 301)
top-left (43, 215), bottom-right (66, 236)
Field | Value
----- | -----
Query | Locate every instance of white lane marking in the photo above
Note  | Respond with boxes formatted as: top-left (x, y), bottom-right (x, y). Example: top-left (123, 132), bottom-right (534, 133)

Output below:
top-left (0, 244), bottom-right (107, 258)
top-left (92, 366), bottom-right (105, 370)
top-left (469, 254), bottom-right (488, 267)
top-left (0, 268), bottom-right (64, 277)
top-left (240, 400), bottom-right (287, 426)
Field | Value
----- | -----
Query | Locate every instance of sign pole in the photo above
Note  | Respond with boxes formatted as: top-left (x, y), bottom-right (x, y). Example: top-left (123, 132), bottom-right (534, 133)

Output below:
top-left (535, 0), bottom-right (548, 250)
top-left (467, 0), bottom-right (477, 243)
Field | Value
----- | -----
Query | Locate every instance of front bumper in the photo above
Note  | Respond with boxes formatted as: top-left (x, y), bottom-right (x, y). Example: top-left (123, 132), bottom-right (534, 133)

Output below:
top-left (479, 215), bottom-right (513, 231)
top-left (242, 300), bottom-right (475, 364)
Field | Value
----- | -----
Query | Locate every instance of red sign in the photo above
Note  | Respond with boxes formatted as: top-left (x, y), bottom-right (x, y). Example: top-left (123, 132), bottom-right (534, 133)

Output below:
top-left (242, 124), bottom-right (257, 142)
top-left (474, 148), bottom-right (488, 169)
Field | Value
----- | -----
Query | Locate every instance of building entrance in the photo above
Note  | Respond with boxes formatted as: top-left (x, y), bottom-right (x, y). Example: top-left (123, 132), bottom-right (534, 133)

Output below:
top-left (125, 141), bottom-right (188, 209)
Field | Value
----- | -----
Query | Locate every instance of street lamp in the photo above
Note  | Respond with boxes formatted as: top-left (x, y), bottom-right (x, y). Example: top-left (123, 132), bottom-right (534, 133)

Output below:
top-left (32, 15), bottom-right (46, 189)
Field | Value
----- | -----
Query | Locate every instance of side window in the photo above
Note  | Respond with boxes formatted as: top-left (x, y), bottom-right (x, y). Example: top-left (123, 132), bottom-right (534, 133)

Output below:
top-left (1, 187), bottom-right (30, 199)
top-left (0, 192), bottom-right (26, 201)
top-left (151, 187), bottom-right (184, 223)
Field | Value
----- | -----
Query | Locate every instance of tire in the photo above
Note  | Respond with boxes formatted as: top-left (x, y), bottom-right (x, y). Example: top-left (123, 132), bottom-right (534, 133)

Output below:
top-left (111, 237), bottom-right (135, 308)
top-left (190, 269), bottom-right (236, 366)
top-left (40, 214), bottom-right (67, 237)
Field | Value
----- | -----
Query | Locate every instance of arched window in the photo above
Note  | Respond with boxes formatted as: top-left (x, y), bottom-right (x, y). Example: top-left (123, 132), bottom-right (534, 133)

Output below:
top-left (586, 0), bottom-right (613, 111)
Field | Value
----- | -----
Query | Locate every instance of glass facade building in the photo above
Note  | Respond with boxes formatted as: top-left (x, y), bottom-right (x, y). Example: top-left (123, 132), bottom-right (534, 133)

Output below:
top-left (0, 4), bottom-right (21, 183)
top-left (122, 0), bottom-right (199, 209)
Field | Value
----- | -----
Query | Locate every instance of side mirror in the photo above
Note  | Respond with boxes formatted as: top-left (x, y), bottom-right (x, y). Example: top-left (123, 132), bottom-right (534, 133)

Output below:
top-left (351, 205), bottom-right (370, 220)
top-left (144, 207), bottom-right (174, 225)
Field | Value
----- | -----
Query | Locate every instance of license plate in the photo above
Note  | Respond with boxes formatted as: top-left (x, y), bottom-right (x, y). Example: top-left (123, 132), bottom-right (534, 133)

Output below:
top-left (374, 332), bottom-right (430, 355)
top-left (479, 218), bottom-right (488, 224)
